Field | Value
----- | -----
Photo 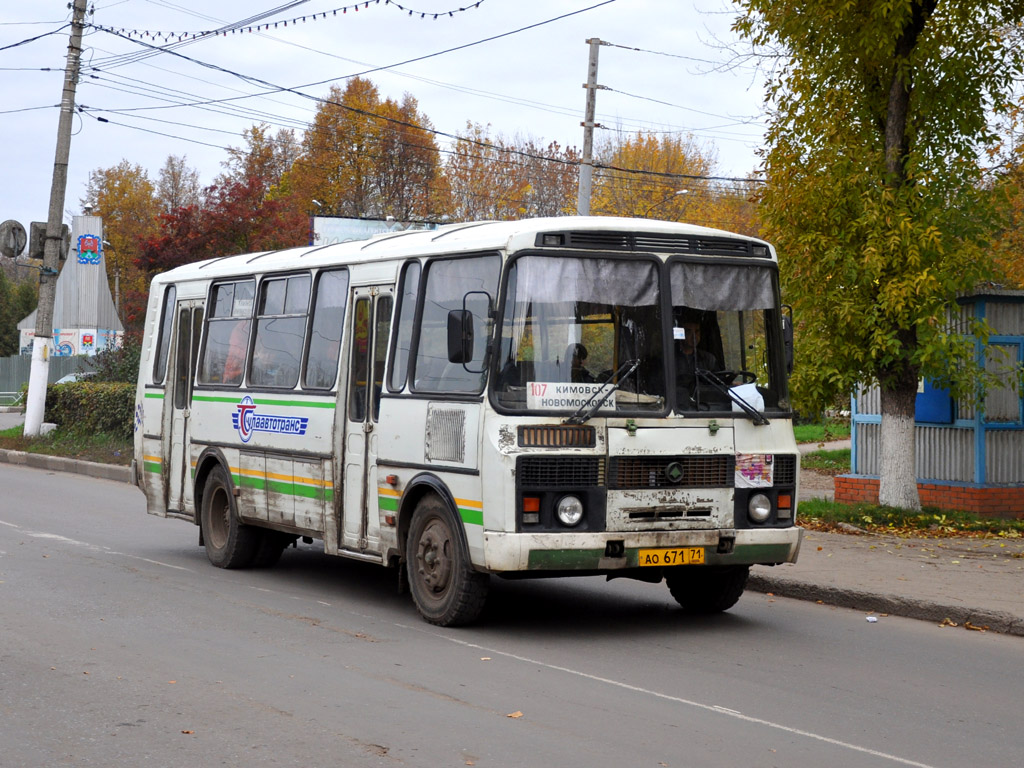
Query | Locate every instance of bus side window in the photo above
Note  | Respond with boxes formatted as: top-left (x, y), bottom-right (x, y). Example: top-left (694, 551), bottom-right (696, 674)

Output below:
top-left (412, 253), bottom-right (500, 394)
top-left (251, 274), bottom-right (310, 389)
top-left (304, 269), bottom-right (349, 390)
top-left (152, 285), bottom-right (175, 385)
top-left (372, 295), bottom-right (393, 420)
top-left (388, 261), bottom-right (420, 392)
top-left (348, 298), bottom-right (371, 422)
top-left (199, 280), bottom-right (254, 386)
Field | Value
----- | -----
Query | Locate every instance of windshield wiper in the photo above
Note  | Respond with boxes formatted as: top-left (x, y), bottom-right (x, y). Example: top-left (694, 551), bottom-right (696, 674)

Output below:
top-left (565, 358), bottom-right (641, 425)
top-left (694, 368), bottom-right (769, 426)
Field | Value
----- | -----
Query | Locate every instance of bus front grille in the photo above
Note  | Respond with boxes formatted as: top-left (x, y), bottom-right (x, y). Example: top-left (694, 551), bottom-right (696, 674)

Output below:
top-left (517, 457), bottom-right (605, 488)
top-left (609, 455), bottom-right (735, 489)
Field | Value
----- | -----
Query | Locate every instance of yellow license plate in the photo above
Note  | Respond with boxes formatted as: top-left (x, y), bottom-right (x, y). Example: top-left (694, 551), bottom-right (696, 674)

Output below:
top-left (637, 547), bottom-right (705, 567)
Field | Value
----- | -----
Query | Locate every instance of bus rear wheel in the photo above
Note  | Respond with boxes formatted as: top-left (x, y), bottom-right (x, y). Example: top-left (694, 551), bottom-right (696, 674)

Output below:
top-left (406, 495), bottom-right (488, 626)
top-left (665, 565), bottom-right (749, 614)
top-left (200, 465), bottom-right (259, 569)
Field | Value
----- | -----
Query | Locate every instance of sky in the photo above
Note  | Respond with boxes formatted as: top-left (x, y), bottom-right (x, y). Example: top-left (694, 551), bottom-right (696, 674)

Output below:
top-left (0, 0), bottom-right (770, 252)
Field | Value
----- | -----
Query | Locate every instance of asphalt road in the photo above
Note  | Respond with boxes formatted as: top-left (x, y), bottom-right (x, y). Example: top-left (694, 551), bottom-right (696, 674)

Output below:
top-left (1, 463), bottom-right (1021, 768)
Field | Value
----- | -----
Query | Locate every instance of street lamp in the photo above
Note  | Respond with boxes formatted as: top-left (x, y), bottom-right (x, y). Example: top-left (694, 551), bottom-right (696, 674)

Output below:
top-left (102, 240), bottom-right (120, 323)
top-left (642, 189), bottom-right (688, 219)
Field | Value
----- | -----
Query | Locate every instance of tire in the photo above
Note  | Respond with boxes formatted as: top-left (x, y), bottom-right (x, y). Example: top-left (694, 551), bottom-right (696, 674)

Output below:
top-left (406, 494), bottom-right (489, 626)
top-left (251, 530), bottom-right (293, 568)
top-left (200, 465), bottom-right (259, 569)
top-left (665, 565), bottom-right (750, 614)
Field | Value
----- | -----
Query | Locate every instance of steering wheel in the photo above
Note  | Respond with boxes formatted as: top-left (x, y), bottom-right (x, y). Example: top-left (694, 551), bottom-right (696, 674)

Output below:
top-left (712, 370), bottom-right (757, 385)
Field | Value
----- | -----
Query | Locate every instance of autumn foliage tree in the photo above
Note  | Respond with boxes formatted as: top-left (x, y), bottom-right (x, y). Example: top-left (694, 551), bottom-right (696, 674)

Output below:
top-left (285, 78), bottom-right (446, 221)
top-left (81, 159), bottom-right (160, 321)
top-left (156, 154), bottom-right (201, 214)
top-left (445, 122), bottom-right (578, 221)
top-left (993, 105), bottom-right (1024, 288)
top-left (590, 130), bottom-right (760, 236)
top-left (736, 0), bottom-right (1024, 509)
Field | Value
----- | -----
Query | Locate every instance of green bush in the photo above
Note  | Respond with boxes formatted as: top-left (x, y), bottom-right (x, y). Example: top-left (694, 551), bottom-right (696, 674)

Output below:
top-left (45, 380), bottom-right (135, 441)
top-left (90, 335), bottom-right (142, 383)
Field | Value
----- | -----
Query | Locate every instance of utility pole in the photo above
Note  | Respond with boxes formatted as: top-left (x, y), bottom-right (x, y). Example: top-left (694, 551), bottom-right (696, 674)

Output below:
top-left (576, 38), bottom-right (605, 216)
top-left (24, 0), bottom-right (88, 437)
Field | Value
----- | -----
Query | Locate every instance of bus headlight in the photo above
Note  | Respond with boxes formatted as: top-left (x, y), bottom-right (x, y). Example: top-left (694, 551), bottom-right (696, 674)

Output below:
top-left (748, 493), bottom-right (772, 524)
top-left (556, 495), bottom-right (584, 527)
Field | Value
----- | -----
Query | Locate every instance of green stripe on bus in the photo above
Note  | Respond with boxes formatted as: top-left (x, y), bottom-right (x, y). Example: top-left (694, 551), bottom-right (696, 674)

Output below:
top-left (378, 496), bottom-right (399, 512)
top-left (257, 398), bottom-right (335, 409)
top-left (266, 478), bottom-right (330, 501)
top-left (144, 461), bottom-right (161, 474)
top-left (238, 474), bottom-right (331, 502)
top-left (192, 394), bottom-right (335, 409)
top-left (459, 507), bottom-right (483, 527)
top-left (144, 392), bottom-right (164, 399)
top-left (237, 474), bottom-right (266, 491)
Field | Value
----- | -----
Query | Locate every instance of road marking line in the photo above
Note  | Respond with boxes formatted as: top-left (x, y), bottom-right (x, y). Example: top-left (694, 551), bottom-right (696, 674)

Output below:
top-left (432, 634), bottom-right (938, 768)
top-left (1, 521), bottom-right (192, 572)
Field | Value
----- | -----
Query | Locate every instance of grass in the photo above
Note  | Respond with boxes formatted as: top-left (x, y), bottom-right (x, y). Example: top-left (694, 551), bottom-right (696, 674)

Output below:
top-left (798, 497), bottom-right (1024, 539)
top-left (801, 448), bottom-right (851, 474)
top-left (0, 425), bottom-right (132, 466)
top-left (793, 420), bottom-right (851, 444)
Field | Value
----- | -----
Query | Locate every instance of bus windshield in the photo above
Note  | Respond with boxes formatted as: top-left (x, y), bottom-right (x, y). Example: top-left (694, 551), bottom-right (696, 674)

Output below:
top-left (492, 254), bottom-right (787, 417)
top-left (493, 254), bottom-right (666, 414)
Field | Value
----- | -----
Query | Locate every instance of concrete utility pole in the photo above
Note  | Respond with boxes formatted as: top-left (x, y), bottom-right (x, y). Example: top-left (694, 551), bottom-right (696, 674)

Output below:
top-left (24, 0), bottom-right (88, 437)
top-left (576, 38), bottom-right (605, 216)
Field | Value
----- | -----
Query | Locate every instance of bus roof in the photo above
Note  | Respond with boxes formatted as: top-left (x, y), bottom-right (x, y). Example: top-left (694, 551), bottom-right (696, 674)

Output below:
top-left (149, 216), bottom-right (775, 287)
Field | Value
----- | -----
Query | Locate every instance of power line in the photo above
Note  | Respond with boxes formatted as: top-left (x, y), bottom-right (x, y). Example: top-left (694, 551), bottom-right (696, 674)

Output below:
top-left (0, 23), bottom-right (70, 52)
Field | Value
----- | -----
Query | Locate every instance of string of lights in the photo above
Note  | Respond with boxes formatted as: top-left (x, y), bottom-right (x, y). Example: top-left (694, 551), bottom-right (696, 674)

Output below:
top-left (91, 1), bottom-right (486, 44)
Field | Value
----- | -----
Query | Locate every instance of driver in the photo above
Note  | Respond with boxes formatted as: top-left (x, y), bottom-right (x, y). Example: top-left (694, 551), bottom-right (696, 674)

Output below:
top-left (674, 308), bottom-right (718, 374)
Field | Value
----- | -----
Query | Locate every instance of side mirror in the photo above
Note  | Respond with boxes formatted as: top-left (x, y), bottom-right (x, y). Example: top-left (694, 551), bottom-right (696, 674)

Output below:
top-left (782, 307), bottom-right (794, 374)
top-left (447, 309), bottom-right (473, 363)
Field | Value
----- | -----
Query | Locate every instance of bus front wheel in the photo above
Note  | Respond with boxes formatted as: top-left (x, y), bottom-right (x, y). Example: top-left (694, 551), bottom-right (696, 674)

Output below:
top-left (406, 495), bottom-right (488, 626)
top-left (665, 565), bottom-right (749, 614)
top-left (200, 465), bottom-right (259, 569)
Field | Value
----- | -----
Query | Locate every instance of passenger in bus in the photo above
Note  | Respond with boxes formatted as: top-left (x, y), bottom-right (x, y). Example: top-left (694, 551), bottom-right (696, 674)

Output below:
top-left (222, 321), bottom-right (249, 385)
top-left (569, 343), bottom-right (595, 383)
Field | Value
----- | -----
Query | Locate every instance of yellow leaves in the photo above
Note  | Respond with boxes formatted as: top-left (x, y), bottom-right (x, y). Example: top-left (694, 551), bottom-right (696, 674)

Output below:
top-left (506, 711), bottom-right (524, 719)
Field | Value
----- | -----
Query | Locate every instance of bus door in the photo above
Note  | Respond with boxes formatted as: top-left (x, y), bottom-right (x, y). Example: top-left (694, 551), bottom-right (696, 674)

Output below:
top-left (166, 300), bottom-right (204, 514)
top-left (341, 287), bottom-right (393, 552)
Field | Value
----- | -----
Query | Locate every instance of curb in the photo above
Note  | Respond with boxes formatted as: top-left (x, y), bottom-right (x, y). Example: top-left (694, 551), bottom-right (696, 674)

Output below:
top-left (748, 573), bottom-right (1024, 637)
top-left (0, 448), bottom-right (131, 484)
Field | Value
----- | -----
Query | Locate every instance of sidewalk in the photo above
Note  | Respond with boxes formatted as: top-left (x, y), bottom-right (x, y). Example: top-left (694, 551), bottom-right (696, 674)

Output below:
top-left (774, 438), bottom-right (1024, 636)
top-left (749, 529), bottom-right (1024, 636)
top-left (2, 420), bottom-right (1021, 636)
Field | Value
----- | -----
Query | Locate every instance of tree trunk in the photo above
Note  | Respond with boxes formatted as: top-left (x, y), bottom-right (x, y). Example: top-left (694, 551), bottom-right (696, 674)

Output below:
top-left (878, 382), bottom-right (921, 510)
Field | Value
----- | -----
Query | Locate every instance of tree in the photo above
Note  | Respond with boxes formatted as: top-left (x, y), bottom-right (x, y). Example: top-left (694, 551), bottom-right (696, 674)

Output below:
top-left (156, 154), bottom-right (201, 214)
top-left (736, 1), bottom-right (1024, 509)
top-left (81, 160), bottom-right (160, 322)
top-left (137, 176), bottom-right (308, 282)
top-left (285, 78), bottom-right (446, 221)
top-left (444, 123), bottom-right (578, 221)
top-left (992, 104), bottom-right (1024, 288)
top-left (0, 267), bottom-right (37, 356)
top-left (589, 130), bottom-right (760, 235)
top-left (221, 124), bottom-right (299, 197)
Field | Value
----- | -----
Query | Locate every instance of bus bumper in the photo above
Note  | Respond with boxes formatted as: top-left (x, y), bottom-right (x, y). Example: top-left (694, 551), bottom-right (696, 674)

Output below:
top-left (481, 527), bottom-right (802, 573)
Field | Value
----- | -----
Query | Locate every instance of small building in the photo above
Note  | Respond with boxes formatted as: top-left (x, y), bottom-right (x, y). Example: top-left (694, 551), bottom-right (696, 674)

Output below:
top-left (18, 213), bottom-right (123, 356)
top-left (836, 287), bottom-right (1024, 517)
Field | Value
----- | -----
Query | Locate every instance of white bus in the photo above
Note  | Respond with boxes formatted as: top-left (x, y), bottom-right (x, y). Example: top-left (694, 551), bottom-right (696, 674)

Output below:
top-left (132, 216), bottom-right (802, 626)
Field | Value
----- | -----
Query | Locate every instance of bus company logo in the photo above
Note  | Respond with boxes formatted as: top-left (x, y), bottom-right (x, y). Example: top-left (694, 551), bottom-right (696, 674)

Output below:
top-left (231, 396), bottom-right (309, 443)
